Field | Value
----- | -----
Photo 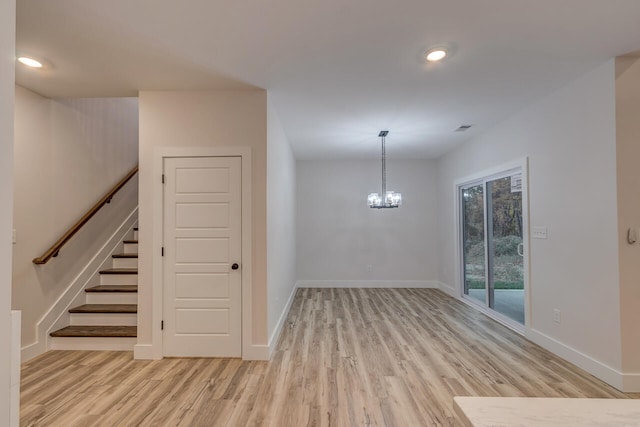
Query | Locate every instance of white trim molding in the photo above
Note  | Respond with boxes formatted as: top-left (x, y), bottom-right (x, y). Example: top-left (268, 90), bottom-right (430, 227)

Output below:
top-left (133, 344), bottom-right (156, 360)
top-left (10, 311), bottom-right (20, 427)
top-left (243, 345), bottom-right (270, 361)
top-left (146, 147), bottom-right (253, 361)
top-left (437, 281), bottom-right (458, 298)
top-left (267, 283), bottom-right (299, 358)
top-left (621, 373), bottom-right (640, 393)
top-left (296, 280), bottom-right (439, 289)
top-left (439, 279), bottom-right (640, 392)
top-left (527, 328), bottom-right (626, 391)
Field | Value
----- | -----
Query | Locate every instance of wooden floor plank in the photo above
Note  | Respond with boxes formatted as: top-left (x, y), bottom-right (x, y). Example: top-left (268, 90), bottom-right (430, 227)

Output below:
top-left (21, 288), bottom-right (639, 426)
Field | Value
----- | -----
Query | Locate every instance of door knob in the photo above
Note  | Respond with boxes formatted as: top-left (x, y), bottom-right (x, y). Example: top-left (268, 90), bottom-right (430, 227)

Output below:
top-left (231, 263), bottom-right (239, 270)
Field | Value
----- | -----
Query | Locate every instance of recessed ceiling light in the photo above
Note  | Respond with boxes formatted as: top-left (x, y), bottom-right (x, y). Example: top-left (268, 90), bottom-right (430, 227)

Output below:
top-left (425, 48), bottom-right (447, 62)
top-left (17, 56), bottom-right (43, 68)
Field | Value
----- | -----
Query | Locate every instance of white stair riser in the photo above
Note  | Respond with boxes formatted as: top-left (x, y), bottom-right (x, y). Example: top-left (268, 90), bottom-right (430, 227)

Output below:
top-left (123, 243), bottom-right (138, 253)
top-left (86, 292), bottom-right (138, 305)
top-left (100, 274), bottom-right (138, 285)
top-left (133, 230), bottom-right (138, 240)
top-left (50, 337), bottom-right (136, 351)
top-left (113, 258), bottom-right (138, 269)
top-left (70, 313), bottom-right (137, 326)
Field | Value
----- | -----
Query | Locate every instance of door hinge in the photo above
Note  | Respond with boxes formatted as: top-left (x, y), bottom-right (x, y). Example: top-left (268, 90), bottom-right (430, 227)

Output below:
top-left (162, 174), bottom-right (165, 184)
top-left (161, 247), bottom-right (164, 256)
top-left (161, 320), bottom-right (164, 330)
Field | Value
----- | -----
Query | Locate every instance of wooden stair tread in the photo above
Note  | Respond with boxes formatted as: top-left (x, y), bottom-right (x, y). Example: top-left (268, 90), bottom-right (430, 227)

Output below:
top-left (112, 253), bottom-right (138, 259)
top-left (50, 325), bottom-right (137, 338)
top-left (123, 239), bottom-right (138, 244)
top-left (85, 285), bottom-right (138, 293)
top-left (99, 268), bottom-right (138, 275)
top-left (69, 304), bottom-right (137, 313)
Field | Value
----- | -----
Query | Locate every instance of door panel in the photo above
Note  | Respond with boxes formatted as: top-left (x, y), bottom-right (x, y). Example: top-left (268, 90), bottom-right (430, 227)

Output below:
top-left (462, 183), bottom-right (486, 305)
top-left (175, 238), bottom-right (229, 263)
top-left (487, 175), bottom-right (524, 324)
top-left (163, 156), bottom-right (242, 357)
top-left (175, 168), bottom-right (230, 193)
top-left (175, 273), bottom-right (229, 298)
top-left (175, 203), bottom-right (229, 228)
top-left (175, 309), bottom-right (229, 334)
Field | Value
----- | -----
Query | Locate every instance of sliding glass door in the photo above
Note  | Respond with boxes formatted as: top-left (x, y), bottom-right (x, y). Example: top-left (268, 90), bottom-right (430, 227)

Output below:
top-left (462, 183), bottom-right (486, 305)
top-left (460, 168), bottom-right (525, 328)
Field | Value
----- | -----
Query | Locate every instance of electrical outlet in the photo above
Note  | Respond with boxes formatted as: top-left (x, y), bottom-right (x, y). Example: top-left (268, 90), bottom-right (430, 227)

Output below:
top-left (365, 264), bottom-right (373, 273)
top-left (553, 309), bottom-right (561, 324)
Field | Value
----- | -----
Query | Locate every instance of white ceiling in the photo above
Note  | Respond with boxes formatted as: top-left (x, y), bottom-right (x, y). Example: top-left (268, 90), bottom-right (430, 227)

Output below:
top-left (15, 0), bottom-right (640, 159)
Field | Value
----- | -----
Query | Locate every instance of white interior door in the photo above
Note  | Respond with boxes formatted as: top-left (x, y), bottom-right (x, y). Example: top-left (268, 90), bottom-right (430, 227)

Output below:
top-left (163, 156), bottom-right (242, 357)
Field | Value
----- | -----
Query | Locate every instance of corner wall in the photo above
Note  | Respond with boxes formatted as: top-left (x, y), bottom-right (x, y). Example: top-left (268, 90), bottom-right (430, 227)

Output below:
top-left (13, 86), bottom-right (138, 352)
top-left (137, 90), bottom-right (268, 358)
top-left (435, 60), bottom-right (624, 387)
top-left (296, 159), bottom-right (439, 286)
top-left (1, 0), bottom-right (16, 423)
top-left (266, 95), bottom-right (297, 348)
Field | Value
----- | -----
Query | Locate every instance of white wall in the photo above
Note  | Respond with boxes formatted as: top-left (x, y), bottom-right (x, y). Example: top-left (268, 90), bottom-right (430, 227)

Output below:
top-left (436, 60), bottom-right (624, 385)
top-left (615, 56), bottom-right (640, 382)
top-left (266, 96), bottom-right (297, 346)
top-left (1, 0), bottom-right (16, 423)
top-left (137, 90), bottom-right (268, 358)
top-left (297, 159), bottom-right (439, 285)
top-left (13, 86), bottom-right (139, 349)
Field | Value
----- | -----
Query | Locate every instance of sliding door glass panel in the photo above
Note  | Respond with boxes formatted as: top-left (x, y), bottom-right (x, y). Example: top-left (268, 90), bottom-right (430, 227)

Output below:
top-left (487, 175), bottom-right (524, 324)
top-left (462, 184), bottom-right (486, 304)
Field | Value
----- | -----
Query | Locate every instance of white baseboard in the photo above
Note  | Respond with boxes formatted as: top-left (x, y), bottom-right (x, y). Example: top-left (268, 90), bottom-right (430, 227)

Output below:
top-left (436, 281), bottom-right (458, 298)
top-left (243, 344), bottom-right (270, 361)
top-left (10, 383), bottom-right (19, 427)
top-left (526, 328), bottom-right (624, 390)
top-left (134, 344), bottom-right (162, 360)
top-left (436, 280), bottom-right (640, 392)
top-left (11, 311), bottom-right (20, 427)
top-left (296, 280), bottom-right (439, 289)
top-left (622, 373), bottom-right (640, 392)
top-left (267, 283), bottom-right (298, 358)
top-left (22, 207), bottom-right (138, 362)
top-left (20, 342), bottom-right (40, 364)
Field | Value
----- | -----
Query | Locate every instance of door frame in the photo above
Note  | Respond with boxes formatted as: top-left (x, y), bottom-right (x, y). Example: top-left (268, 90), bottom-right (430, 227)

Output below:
top-left (150, 147), bottom-right (253, 359)
top-left (453, 157), bottom-right (530, 333)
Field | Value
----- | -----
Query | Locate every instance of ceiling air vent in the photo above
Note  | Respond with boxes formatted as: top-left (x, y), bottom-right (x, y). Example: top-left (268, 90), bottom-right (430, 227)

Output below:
top-left (455, 125), bottom-right (473, 132)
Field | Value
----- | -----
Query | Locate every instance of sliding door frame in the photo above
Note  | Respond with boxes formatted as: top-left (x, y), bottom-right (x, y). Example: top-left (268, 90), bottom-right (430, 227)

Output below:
top-left (454, 157), bottom-right (530, 333)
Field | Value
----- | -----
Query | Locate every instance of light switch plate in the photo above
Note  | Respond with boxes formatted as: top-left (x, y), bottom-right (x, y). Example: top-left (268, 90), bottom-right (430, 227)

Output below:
top-left (532, 226), bottom-right (547, 239)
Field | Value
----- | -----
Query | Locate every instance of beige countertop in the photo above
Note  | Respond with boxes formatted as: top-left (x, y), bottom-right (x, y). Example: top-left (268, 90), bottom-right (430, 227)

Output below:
top-left (454, 397), bottom-right (640, 427)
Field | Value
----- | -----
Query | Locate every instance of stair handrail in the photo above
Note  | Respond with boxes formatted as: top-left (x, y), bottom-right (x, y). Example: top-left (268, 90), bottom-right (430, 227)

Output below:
top-left (33, 165), bottom-right (139, 265)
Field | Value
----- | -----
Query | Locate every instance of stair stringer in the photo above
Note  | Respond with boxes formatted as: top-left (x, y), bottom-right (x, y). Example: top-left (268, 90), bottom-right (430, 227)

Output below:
top-left (21, 207), bottom-right (138, 362)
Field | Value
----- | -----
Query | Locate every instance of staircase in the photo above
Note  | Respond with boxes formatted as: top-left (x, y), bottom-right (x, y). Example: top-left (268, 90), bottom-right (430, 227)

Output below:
top-left (49, 228), bottom-right (138, 351)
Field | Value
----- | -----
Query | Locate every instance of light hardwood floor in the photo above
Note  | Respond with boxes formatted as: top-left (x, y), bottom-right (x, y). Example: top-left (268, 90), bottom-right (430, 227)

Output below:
top-left (21, 288), bottom-right (638, 426)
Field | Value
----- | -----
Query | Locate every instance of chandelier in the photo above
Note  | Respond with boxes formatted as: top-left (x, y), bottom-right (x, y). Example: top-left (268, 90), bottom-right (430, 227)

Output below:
top-left (368, 130), bottom-right (402, 209)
